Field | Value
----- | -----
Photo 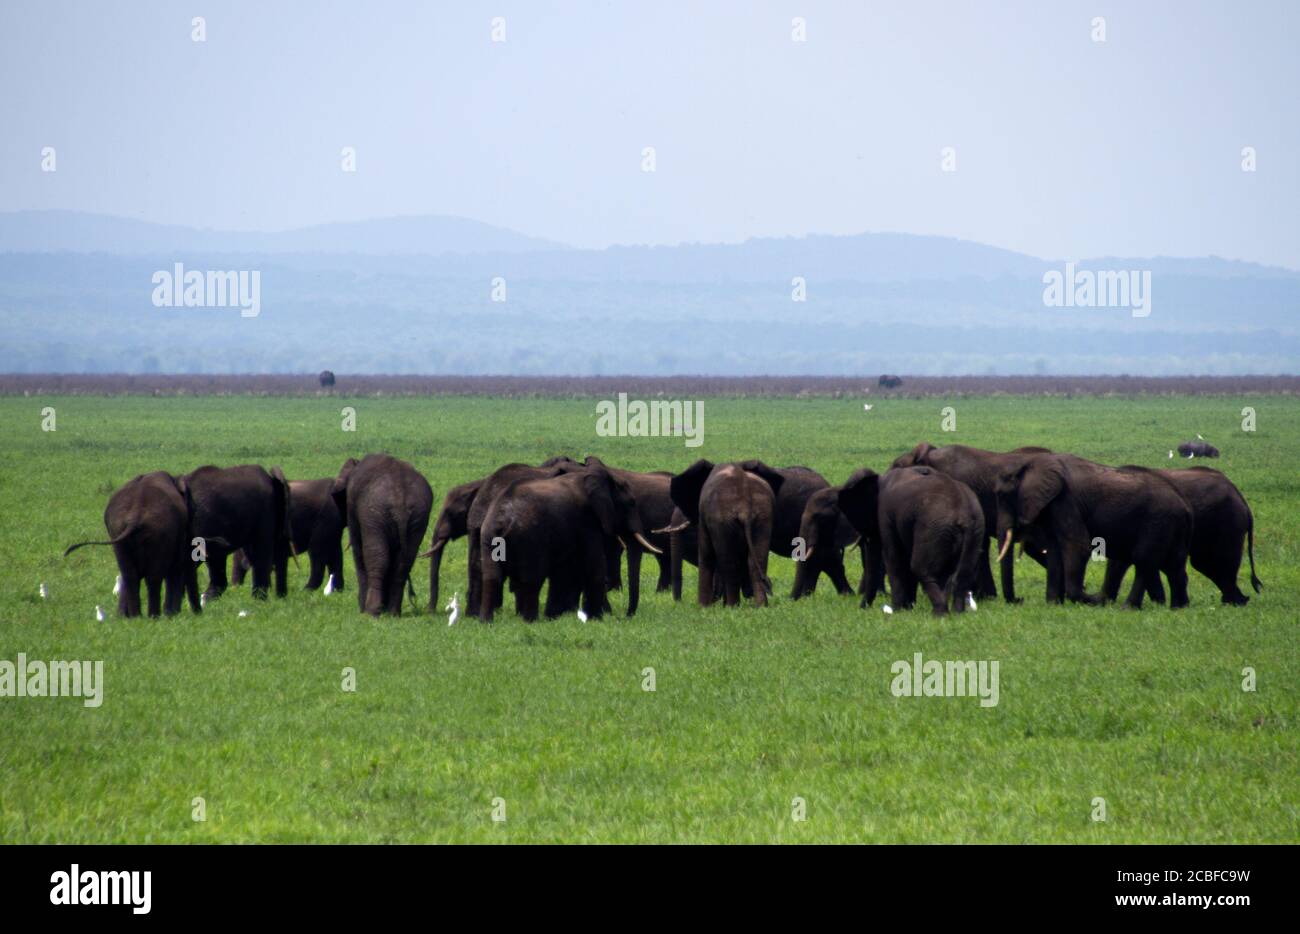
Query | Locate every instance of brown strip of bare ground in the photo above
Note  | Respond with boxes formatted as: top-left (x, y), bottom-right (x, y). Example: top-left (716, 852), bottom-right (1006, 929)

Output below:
top-left (1, 374), bottom-right (1298, 397)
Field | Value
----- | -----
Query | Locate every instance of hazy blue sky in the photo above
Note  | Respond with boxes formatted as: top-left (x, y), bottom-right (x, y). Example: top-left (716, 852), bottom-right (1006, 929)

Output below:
top-left (2, 1), bottom-right (1297, 266)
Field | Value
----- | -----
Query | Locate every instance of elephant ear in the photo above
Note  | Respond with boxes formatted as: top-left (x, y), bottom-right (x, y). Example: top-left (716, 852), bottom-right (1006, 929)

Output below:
top-left (836, 468), bottom-right (879, 537)
top-left (669, 459), bottom-right (715, 523)
top-left (892, 442), bottom-right (934, 469)
top-left (740, 460), bottom-right (786, 496)
top-left (1018, 459), bottom-right (1066, 526)
top-left (270, 466), bottom-right (292, 541)
top-left (581, 463), bottom-right (619, 537)
top-left (332, 458), bottom-right (359, 514)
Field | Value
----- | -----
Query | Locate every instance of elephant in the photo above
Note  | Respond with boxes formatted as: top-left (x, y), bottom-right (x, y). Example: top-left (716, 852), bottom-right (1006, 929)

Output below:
top-left (478, 457), bottom-right (660, 622)
top-left (231, 478), bottom-right (345, 592)
top-left (668, 459), bottom-right (785, 607)
top-left (319, 370), bottom-right (336, 388)
top-left (790, 487), bottom-right (877, 601)
top-left (1108, 465), bottom-right (1261, 605)
top-left (423, 478), bottom-right (484, 615)
top-left (180, 464), bottom-right (293, 601)
top-left (878, 375), bottom-right (903, 388)
top-left (765, 465), bottom-right (865, 600)
top-left (993, 454), bottom-right (1193, 608)
top-left (891, 443), bottom-right (1052, 603)
top-left (332, 454), bottom-right (433, 616)
top-left (462, 456), bottom-right (584, 618)
top-left (836, 466), bottom-right (984, 616)
top-left (586, 459), bottom-right (680, 616)
top-left (63, 471), bottom-right (204, 617)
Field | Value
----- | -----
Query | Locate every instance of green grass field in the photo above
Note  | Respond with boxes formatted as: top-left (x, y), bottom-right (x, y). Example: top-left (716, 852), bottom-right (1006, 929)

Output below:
top-left (1, 393), bottom-right (1296, 843)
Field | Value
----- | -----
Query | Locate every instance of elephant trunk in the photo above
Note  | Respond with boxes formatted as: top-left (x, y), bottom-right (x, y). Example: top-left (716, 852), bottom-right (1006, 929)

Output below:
top-left (425, 535), bottom-right (448, 615)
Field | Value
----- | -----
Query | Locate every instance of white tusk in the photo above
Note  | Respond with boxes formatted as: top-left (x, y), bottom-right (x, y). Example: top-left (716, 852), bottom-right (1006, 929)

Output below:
top-left (997, 529), bottom-right (1013, 562)
top-left (634, 532), bottom-right (664, 555)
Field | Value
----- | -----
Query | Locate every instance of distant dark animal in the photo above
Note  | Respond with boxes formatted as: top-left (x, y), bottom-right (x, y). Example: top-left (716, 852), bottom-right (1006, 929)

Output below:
top-left (63, 471), bottom-right (204, 618)
top-left (333, 454), bottom-right (433, 616)
top-left (878, 375), bottom-right (903, 388)
top-left (319, 370), bottom-right (336, 388)
top-left (1176, 440), bottom-right (1219, 458)
top-left (231, 478), bottom-right (346, 592)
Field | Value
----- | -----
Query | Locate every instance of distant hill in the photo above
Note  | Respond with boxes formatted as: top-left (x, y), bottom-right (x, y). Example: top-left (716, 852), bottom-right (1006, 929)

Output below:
top-left (0, 211), bottom-right (566, 256)
top-left (1, 212), bottom-right (1296, 375)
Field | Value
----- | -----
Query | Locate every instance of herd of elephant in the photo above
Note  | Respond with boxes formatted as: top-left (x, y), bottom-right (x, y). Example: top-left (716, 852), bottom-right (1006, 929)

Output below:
top-left (64, 443), bottom-right (1262, 620)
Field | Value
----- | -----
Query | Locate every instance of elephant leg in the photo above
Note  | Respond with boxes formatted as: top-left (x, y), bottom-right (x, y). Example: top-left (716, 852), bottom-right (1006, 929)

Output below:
top-left (247, 546), bottom-right (273, 601)
top-left (203, 546), bottom-right (230, 601)
top-left (888, 567), bottom-right (916, 610)
top-left (654, 551), bottom-right (671, 592)
top-left (625, 544), bottom-right (642, 616)
top-left (517, 579), bottom-right (542, 622)
top-left (999, 546), bottom-right (1022, 604)
top-left (328, 540), bottom-right (345, 591)
top-left (360, 538), bottom-right (391, 617)
top-left (1125, 565), bottom-right (1153, 608)
top-left (975, 539), bottom-right (998, 599)
top-left (384, 561), bottom-right (406, 616)
top-left (1102, 558), bottom-right (1130, 604)
top-left (352, 533), bottom-right (369, 614)
top-left (1165, 561), bottom-right (1190, 609)
top-left (920, 578), bottom-right (949, 616)
top-left (230, 550), bottom-right (250, 586)
top-left (164, 569), bottom-right (184, 615)
top-left (825, 553), bottom-right (853, 596)
top-left (1060, 543), bottom-right (1099, 605)
top-left (185, 559), bottom-right (202, 613)
top-left (478, 538), bottom-right (500, 622)
top-left (466, 528), bottom-right (482, 618)
top-left (145, 576), bottom-right (163, 618)
top-left (1145, 572), bottom-right (1167, 604)
top-left (670, 531), bottom-right (684, 601)
top-left (305, 544), bottom-right (326, 590)
top-left (583, 540), bottom-right (608, 620)
top-left (747, 526), bottom-right (772, 608)
top-left (696, 527), bottom-right (717, 608)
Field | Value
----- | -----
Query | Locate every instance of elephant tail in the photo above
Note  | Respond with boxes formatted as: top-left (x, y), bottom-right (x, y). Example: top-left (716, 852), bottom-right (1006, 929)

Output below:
top-left (63, 524), bottom-right (138, 556)
top-left (1247, 520), bottom-right (1262, 594)
top-left (743, 518), bottom-right (773, 597)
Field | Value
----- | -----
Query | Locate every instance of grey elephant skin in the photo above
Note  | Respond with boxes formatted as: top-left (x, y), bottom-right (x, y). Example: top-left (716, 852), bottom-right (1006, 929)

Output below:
top-left (791, 486), bottom-right (875, 602)
top-left (64, 471), bottom-right (203, 618)
top-left (231, 477), bottom-right (345, 592)
top-left (1110, 465), bottom-right (1261, 605)
top-left (669, 459), bottom-right (785, 607)
top-left (892, 442), bottom-right (1052, 603)
top-left (994, 454), bottom-right (1192, 607)
top-left (332, 454), bottom-right (433, 616)
top-left (181, 464), bottom-right (292, 601)
top-left (461, 456), bottom-right (585, 618)
top-left (478, 457), bottom-right (659, 622)
top-left (837, 466), bottom-right (985, 616)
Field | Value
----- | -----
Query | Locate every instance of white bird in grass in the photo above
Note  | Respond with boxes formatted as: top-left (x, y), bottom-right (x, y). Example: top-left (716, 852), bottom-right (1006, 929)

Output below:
top-left (577, 608), bottom-right (588, 623)
top-left (446, 592), bottom-right (459, 626)
top-left (1168, 450), bottom-right (1174, 458)
top-left (95, 605), bottom-right (105, 622)
top-left (967, 592), bottom-right (979, 611)
top-left (324, 575), bottom-right (335, 595)
top-left (113, 575), bottom-right (121, 595)
top-left (238, 610), bottom-right (248, 618)
top-left (39, 583), bottom-right (48, 599)
top-left (1197, 433), bottom-right (1204, 440)
top-left (200, 593), bottom-right (207, 608)
top-left (882, 604), bottom-right (894, 615)
top-left (863, 403), bottom-right (873, 411)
